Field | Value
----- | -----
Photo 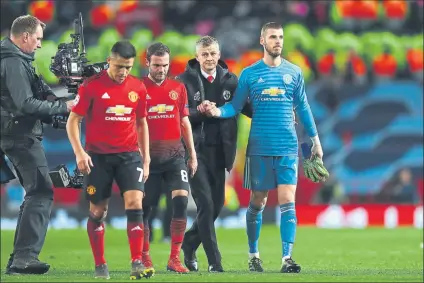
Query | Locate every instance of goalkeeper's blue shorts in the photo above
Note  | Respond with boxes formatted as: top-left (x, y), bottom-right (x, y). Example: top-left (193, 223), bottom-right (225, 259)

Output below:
top-left (243, 155), bottom-right (298, 191)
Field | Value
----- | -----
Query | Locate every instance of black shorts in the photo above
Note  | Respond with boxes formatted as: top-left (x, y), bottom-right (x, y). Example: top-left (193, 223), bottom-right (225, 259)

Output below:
top-left (143, 157), bottom-right (190, 206)
top-left (84, 151), bottom-right (144, 204)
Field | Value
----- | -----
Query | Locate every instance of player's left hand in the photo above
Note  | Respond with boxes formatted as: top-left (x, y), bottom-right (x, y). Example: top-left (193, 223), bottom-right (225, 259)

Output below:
top-left (142, 161), bottom-right (150, 182)
top-left (303, 158), bottom-right (319, 183)
top-left (301, 142), bottom-right (329, 183)
top-left (311, 156), bottom-right (330, 181)
top-left (303, 156), bottom-right (329, 183)
top-left (187, 156), bottom-right (198, 177)
top-left (311, 143), bottom-right (324, 159)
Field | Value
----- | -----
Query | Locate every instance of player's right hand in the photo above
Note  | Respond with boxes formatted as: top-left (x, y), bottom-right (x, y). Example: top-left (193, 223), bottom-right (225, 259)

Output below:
top-left (66, 100), bottom-right (75, 112)
top-left (76, 151), bottom-right (94, 175)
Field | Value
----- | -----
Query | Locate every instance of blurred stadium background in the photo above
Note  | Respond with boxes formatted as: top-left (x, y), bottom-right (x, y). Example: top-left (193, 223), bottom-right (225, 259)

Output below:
top-left (0, 0), bottom-right (423, 232)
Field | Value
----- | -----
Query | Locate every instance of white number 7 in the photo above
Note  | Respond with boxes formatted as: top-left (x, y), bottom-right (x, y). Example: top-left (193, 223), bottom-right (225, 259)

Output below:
top-left (137, 167), bottom-right (143, 182)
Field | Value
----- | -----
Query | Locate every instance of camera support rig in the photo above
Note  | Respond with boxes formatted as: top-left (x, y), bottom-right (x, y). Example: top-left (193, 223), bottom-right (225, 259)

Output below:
top-left (48, 13), bottom-right (107, 189)
top-left (51, 12), bottom-right (88, 92)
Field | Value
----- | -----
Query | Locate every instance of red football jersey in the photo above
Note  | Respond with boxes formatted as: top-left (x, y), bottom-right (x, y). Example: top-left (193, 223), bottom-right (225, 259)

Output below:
top-left (142, 77), bottom-right (189, 164)
top-left (72, 71), bottom-right (148, 154)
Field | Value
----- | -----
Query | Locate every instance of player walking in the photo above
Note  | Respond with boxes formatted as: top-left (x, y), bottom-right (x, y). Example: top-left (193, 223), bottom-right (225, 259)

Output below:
top-left (202, 22), bottom-right (328, 273)
top-left (141, 42), bottom-right (197, 274)
top-left (67, 41), bottom-right (153, 279)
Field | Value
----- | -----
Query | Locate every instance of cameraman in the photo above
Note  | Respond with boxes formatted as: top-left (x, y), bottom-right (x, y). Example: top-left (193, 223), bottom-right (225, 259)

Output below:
top-left (0, 15), bottom-right (73, 275)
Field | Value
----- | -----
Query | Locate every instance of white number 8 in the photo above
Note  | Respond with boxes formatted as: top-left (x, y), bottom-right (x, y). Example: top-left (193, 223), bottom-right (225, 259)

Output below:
top-left (180, 170), bottom-right (188, 182)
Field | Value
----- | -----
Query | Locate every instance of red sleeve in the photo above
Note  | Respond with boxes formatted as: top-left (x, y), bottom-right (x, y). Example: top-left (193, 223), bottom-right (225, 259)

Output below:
top-left (136, 81), bottom-right (147, 118)
top-left (179, 84), bottom-right (189, 117)
top-left (72, 83), bottom-right (92, 116)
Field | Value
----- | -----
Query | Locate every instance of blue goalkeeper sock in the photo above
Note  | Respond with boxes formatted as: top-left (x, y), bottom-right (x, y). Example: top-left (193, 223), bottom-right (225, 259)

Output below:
top-left (246, 202), bottom-right (264, 257)
top-left (280, 202), bottom-right (297, 259)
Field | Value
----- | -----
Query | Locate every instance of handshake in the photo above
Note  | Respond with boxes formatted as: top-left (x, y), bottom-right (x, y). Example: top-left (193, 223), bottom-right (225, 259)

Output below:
top-left (197, 100), bottom-right (221, 117)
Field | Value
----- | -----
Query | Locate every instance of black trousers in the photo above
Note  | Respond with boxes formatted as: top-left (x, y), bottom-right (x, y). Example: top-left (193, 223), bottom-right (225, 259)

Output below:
top-left (183, 144), bottom-right (226, 265)
top-left (0, 135), bottom-right (54, 260)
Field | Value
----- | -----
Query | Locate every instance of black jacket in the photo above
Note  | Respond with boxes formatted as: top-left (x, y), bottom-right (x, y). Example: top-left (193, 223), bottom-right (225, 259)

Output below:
top-left (177, 59), bottom-right (252, 171)
top-left (0, 38), bottom-right (67, 137)
top-left (0, 149), bottom-right (15, 184)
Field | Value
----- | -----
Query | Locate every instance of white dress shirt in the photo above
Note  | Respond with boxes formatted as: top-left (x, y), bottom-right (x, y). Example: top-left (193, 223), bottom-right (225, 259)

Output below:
top-left (200, 68), bottom-right (216, 82)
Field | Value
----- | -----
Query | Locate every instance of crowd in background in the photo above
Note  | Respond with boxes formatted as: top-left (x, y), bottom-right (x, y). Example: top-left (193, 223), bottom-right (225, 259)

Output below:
top-left (0, 1), bottom-right (422, 218)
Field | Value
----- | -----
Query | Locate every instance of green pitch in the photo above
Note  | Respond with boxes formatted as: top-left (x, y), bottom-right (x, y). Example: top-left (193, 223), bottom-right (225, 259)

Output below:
top-left (1, 226), bottom-right (423, 282)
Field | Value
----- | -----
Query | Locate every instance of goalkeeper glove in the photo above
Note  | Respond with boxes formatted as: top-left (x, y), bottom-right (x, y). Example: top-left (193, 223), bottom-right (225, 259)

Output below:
top-left (301, 142), bottom-right (330, 183)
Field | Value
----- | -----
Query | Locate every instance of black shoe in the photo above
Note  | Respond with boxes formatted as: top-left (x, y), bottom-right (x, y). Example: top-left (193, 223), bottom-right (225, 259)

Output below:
top-left (248, 257), bottom-right (264, 272)
top-left (182, 243), bottom-right (198, 272)
top-left (5, 253), bottom-right (14, 274)
top-left (9, 258), bottom-right (50, 275)
top-left (281, 257), bottom-right (301, 273)
top-left (208, 264), bottom-right (224, 272)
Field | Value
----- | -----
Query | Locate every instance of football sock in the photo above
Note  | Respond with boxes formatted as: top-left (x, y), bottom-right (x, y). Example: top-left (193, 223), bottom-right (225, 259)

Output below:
top-left (87, 214), bottom-right (106, 266)
top-left (142, 206), bottom-right (151, 255)
top-left (246, 202), bottom-right (264, 256)
top-left (280, 202), bottom-right (296, 259)
top-left (126, 209), bottom-right (144, 262)
top-left (170, 196), bottom-right (188, 259)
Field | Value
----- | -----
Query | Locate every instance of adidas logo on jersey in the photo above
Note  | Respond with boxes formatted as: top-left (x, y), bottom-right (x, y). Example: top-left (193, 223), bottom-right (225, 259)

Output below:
top-left (102, 92), bottom-right (110, 99)
top-left (257, 78), bottom-right (265, 83)
top-left (131, 226), bottom-right (143, 231)
top-left (146, 94), bottom-right (151, 99)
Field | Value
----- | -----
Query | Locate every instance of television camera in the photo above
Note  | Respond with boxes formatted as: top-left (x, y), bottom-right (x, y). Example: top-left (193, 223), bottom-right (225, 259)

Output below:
top-left (48, 13), bottom-right (108, 189)
top-left (49, 12), bottom-right (108, 129)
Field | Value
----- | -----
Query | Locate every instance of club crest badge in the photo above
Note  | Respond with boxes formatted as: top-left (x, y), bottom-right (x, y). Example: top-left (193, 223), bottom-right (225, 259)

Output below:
top-left (128, 91), bottom-right (139, 102)
top-left (223, 90), bottom-right (231, 101)
top-left (169, 90), bottom-right (179, 100)
top-left (283, 74), bottom-right (293, 84)
top-left (87, 185), bottom-right (96, 195)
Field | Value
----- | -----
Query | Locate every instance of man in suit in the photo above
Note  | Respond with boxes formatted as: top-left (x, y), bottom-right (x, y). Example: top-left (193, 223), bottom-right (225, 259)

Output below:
top-left (177, 36), bottom-right (251, 272)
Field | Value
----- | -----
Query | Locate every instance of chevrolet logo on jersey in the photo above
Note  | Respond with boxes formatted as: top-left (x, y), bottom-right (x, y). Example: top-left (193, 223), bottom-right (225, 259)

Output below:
top-left (106, 105), bottom-right (133, 116)
top-left (261, 88), bottom-right (286, 96)
top-left (105, 105), bottom-right (133, 121)
top-left (148, 104), bottom-right (174, 114)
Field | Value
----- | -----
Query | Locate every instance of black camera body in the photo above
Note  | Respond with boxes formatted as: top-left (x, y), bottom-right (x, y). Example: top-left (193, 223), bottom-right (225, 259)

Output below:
top-left (49, 12), bottom-right (108, 130)
top-left (49, 164), bottom-right (84, 189)
top-left (48, 13), bottom-right (107, 189)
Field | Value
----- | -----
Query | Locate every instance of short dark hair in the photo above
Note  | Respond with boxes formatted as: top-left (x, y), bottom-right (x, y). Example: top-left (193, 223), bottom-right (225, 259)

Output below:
top-left (11, 15), bottom-right (46, 37)
top-left (110, 41), bottom-right (136, 59)
top-left (146, 42), bottom-right (170, 62)
top-left (261, 22), bottom-right (283, 37)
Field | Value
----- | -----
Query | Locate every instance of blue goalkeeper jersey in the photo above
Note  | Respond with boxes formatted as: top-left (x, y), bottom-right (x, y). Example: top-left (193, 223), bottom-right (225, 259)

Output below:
top-left (219, 59), bottom-right (317, 156)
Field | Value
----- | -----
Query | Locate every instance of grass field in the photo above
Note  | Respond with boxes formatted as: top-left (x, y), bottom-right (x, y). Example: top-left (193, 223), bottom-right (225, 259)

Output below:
top-left (1, 226), bottom-right (423, 282)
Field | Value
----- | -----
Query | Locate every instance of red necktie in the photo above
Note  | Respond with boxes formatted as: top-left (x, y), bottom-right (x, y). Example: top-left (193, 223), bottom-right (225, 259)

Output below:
top-left (207, 75), bottom-right (214, 83)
